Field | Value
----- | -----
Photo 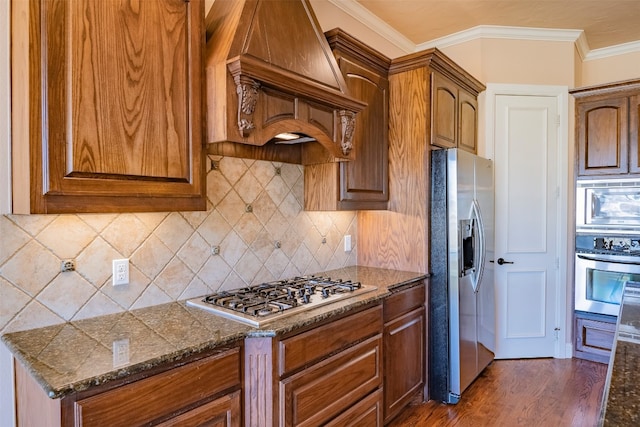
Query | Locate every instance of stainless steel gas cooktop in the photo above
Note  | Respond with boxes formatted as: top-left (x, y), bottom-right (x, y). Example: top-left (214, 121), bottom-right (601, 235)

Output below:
top-left (186, 275), bottom-right (375, 327)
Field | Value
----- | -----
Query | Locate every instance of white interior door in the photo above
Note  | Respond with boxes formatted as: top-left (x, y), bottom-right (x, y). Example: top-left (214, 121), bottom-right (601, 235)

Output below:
top-left (490, 87), bottom-right (568, 359)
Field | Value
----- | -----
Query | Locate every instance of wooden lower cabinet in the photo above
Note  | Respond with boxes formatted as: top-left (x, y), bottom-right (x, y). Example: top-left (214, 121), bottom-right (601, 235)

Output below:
top-left (16, 291), bottom-right (428, 426)
top-left (325, 388), bottom-right (383, 427)
top-left (245, 305), bottom-right (384, 426)
top-left (280, 335), bottom-right (383, 426)
top-left (156, 391), bottom-right (240, 427)
top-left (15, 347), bottom-right (242, 427)
top-left (574, 311), bottom-right (617, 363)
top-left (383, 284), bottom-right (426, 423)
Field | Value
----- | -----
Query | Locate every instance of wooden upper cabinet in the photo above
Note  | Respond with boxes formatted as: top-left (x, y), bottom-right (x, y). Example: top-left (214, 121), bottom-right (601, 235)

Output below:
top-left (304, 29), bottom-right (390, 211)
top-left (458, 89), bottom-right (479, 154)
top-left (431, 72), bottom-right (458, 149)
top-left (630, 94), bottom-right (640, 174)
top-left (571, 79), bottom-right (640, 178)
top-left (11, 0), bottom-right (206, 213)
top-left (576, 97), bottom-right (629, 176)
top-left (431, 71), bottom-right (478, 153)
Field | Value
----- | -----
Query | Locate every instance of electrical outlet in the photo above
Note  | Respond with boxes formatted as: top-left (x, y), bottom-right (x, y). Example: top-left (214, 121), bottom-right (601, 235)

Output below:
top-left (344, 235), bottom-right (352, 252)
top-left (112, 259), bottom-right (129, 286)
top-left (112, 338), bottom-right (130, 367)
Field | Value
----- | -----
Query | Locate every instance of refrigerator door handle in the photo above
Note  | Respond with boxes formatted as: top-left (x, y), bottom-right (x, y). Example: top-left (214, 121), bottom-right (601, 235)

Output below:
top-left (472, 199), bottom-right (486, 293)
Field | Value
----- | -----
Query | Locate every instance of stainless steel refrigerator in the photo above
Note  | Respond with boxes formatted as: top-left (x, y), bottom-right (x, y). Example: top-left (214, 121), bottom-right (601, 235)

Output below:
top-left (429, 148), bottom-right (495, 404)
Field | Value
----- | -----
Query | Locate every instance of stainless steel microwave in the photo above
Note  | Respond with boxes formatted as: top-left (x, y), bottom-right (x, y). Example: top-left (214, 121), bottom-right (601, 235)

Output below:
top-left (576, 179), bottom-right (640, 234)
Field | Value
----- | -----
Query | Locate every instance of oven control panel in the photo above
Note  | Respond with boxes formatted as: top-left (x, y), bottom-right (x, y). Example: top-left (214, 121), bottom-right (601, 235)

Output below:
top-left (593, 237), bottom-right (640, 252)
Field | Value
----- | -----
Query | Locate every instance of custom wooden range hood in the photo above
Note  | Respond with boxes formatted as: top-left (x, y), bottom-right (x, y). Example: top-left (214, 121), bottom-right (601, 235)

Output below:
top-left (205, 0), bottom-right (366, 164)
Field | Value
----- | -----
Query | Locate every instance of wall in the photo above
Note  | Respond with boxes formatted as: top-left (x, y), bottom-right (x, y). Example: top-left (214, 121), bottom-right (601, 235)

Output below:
top-left (0, 1), bottom-right (13, 424)
top-left (0, 0), bottom-right (8, 214)
top-left (0, 159), bottom-right (357, 335)
top-left (580, 51), bottom-right (640, 86)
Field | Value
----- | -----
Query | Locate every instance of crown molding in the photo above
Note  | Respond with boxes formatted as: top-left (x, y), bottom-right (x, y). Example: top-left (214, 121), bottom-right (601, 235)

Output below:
top-left (326, 0), bottom-right (414, 54)
top-left (585, 40), bottom-right (640, 61)
top-left (331, 0), bottom-right (640, 60)
top-left (416, 25), bottom-right (583, 51)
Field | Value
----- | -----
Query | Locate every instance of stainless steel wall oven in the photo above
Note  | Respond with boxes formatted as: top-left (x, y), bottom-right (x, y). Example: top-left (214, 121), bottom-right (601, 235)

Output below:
top-left (574, 242), bottom-right (640, 316)
top-left (576, 179), bottom-right (640, 234)
top-left (575, 179), bottom-right (640, 316)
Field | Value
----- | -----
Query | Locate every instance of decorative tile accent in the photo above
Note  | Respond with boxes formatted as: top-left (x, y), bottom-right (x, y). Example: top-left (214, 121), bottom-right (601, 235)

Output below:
top-left (0, 159), bottom-right (358, 334)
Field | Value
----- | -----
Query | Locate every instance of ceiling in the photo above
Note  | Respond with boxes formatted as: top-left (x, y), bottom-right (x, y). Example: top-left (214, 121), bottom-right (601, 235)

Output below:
top-left (351, 0), bottom-right (640, 52)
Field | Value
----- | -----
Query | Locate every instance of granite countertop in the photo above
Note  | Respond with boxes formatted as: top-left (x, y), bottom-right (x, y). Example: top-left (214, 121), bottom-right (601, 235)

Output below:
top-left (600, 281), bottom-right (640, 426)
top-left (1, 266), bottom-right (426, 399)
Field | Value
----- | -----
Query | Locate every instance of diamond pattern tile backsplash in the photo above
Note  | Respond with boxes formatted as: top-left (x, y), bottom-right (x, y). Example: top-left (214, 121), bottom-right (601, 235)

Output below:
top-left (0, 157), bottom-right (357, 334)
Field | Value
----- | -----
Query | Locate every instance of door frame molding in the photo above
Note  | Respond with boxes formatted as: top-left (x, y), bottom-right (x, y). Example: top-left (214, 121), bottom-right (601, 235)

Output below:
top-left (484, 83), bottom-right (571, 358)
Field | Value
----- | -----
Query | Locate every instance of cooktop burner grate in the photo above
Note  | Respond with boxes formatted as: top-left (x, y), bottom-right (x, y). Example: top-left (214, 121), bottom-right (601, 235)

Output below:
top-left (186, 275), bottom-right (375, 327)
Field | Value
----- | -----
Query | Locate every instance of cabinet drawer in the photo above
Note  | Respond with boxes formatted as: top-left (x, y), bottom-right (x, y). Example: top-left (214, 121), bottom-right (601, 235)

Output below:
top-left (325, 388), bottom-right (383, 427)
top-left (278, 305), bottom-right (382, 376)
top-left (74, 348), bottom-right (241, 426)
top-left (383, 283), bottom-right (424, 321)
top-left (157, 390), bottom-right (241, 427)
top-left (575, 316), bottom-right (616, 363)
top-left (280, 335), bottom-right (382, 427)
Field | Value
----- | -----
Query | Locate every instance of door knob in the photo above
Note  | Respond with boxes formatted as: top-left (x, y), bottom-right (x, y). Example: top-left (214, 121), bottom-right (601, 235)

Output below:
top-left (496, 257), bottom-right (514, 265)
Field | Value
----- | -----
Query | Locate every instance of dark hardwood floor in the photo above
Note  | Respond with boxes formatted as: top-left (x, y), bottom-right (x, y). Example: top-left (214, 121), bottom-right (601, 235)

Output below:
top-left (389, 358), bottom-right (608, 427)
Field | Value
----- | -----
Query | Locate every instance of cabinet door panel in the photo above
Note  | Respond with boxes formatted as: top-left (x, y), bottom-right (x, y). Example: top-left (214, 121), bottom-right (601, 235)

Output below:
top-left (384, 307), bottom-right (424, 422)
top-left (577, 97), bottom-right (628, 176)
top-left (338, 58), bottom-right (389, 206)
top-left (280, 335), bottom-right (382, 427)
top-left (383, 284), bottom-right (424, 321)
top-left (458, 89), bottom-right (478, 153)
top-left (431, 73), bottom-right (458, 149)
top-left (630, 95), bottom-right (640, 174)
top-left (68, 0), bottom-right (189, 180)
top-left (74, 349), bottom-right (240, 426)
top-left (157, 390), bottom-right (241, 427)
top-left (574, 315), bottom-right (615, 364)
top-left (16, 0), bottom-right (205, 213)
top-left (324, 389), bottom-right (383, 427)
top-left (278, 305), bottom-right (382, 376)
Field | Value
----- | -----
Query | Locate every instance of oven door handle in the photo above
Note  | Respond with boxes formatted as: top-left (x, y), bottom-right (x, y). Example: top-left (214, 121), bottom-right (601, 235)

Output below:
top-left (577, 254), bottom-right (640, 266)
